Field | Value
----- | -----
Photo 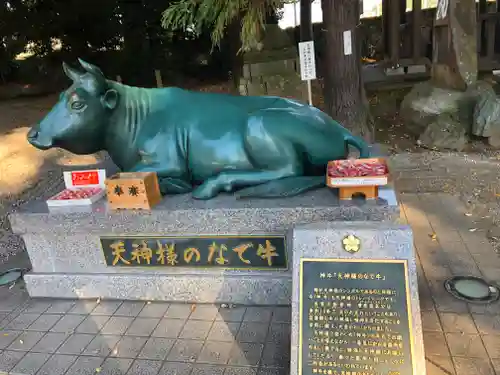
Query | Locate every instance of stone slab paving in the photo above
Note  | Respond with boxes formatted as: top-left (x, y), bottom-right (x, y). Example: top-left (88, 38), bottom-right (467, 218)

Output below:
top-left (400, 193), bottom-right (500, 375)
top-left (0, 292), bottom-right (290, 375)
top-left (0, 193), bottom-right (499, 374)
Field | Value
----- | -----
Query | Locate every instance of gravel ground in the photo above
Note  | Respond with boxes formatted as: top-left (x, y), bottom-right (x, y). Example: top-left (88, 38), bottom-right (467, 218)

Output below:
top-left (391, 150), bottom-right (500, 254)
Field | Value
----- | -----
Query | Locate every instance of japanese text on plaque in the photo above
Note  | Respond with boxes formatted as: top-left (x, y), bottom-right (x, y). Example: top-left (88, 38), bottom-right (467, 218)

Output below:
top-left (100, 235), bottom-right (287, 269)
top-left (300, 260), bottom-right (413, 375)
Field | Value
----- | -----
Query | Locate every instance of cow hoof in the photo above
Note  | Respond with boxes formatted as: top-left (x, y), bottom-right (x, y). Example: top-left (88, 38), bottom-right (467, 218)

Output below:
top-left (192, 184), bottom-right (219, 200)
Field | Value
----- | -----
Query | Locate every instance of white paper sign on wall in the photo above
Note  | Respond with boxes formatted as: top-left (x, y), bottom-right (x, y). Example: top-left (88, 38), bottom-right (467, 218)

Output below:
top-left (343, 30), bottom-right (353, 56)
top-left (298, 41), bottom-right (317, 81)
top-left (436, 0), bottom-right (449, 20)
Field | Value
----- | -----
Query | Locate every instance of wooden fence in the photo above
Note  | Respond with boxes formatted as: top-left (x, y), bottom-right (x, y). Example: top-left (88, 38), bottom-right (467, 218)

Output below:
top-left (478, 0), bottom-right (500, 70)
top-left (362, 0), bottom-right (500, 85)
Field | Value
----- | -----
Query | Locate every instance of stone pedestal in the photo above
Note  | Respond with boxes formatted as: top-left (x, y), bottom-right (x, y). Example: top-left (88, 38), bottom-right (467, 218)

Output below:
top-left (9, 187), bottom-right (398, 304)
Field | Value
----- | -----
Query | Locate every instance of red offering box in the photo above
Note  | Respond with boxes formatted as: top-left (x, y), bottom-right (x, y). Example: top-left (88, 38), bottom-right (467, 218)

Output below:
top-left (46, 169), bottom-right (106, 207)
top-left (326, 158), bottom-right (389, 188)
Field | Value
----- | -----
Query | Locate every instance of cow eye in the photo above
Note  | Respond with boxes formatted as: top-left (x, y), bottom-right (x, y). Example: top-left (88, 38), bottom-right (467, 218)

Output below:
top-left (71, 102), bottom-right (86, 111)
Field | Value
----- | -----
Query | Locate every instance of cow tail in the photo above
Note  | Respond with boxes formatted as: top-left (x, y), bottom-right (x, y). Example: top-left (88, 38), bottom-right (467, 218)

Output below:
top-left (345, 136), bottom-right (370, 158)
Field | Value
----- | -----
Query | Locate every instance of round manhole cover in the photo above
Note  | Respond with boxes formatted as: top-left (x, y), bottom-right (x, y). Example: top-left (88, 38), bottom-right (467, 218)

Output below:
top-left (0, 268), bottom-right (23, 286)
top-left (444, 276), bottom-right (500, 304)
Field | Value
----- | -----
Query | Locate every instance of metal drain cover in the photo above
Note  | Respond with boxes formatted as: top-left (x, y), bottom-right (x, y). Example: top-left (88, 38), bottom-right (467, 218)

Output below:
top-left (0, 269), bottom-right (23, 286)
top-left (445, 276), bottom-right (500, 304)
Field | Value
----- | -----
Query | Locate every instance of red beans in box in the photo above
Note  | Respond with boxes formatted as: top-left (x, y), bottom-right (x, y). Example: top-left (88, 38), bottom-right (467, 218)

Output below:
top-left (326, 158), bottom-right (389, 187)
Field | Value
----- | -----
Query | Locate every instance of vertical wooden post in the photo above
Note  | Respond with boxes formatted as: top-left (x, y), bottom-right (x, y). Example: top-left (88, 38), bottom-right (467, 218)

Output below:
top-left (155, 70), bottom-right (163, 88)
top-left (479, 0), bottom-right (487, 55)
top-left (384, 0), bottom-right (401, 65)
top-left (486, 1), bottom-right (496, 61)
top-left (412, 0), bottom-right (422, 61)
top-left (496, 0), bottom-right (500, 56)
top-left (390, 0), bottom-right (400, 65)
top-left (300, 0), bottom-right (313, 41)
top-left (487, 19), bottom-right (496, 60)
top-left (399, 0), bottom-right (407, 24)
top-left (382, 0), bottom-right (390, 59)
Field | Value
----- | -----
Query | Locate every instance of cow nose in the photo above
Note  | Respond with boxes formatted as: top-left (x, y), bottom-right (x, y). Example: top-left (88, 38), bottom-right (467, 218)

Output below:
top-left (27, 128), bottom-right (38, 140)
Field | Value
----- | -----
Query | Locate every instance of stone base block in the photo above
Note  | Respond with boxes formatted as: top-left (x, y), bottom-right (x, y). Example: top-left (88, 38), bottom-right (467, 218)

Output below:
top-left (24, 272), bottom-right (291, 305)
top-left (10, 159), bottom-right (399, 304)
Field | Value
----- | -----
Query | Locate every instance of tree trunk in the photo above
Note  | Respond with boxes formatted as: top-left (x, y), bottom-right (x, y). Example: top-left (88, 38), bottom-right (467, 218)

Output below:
top-left (321, 0), bottom-right (373, 142)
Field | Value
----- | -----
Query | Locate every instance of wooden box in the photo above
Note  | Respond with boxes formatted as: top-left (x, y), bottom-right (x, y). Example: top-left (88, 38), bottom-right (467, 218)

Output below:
top-left (105, 172), bottom-right (162, 210)
top-left (326, 158), bottom-right (389, 200)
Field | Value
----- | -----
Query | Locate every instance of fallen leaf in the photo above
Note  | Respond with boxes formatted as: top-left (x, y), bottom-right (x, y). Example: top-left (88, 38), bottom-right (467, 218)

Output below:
top-left (147, 301), bottom-right (151, 305)
top-left (96, 368), bottom-right (101, 373)
top-left (19, 340), bottom-right (23, 344)
top-left (96, 298), bottom-right (101, 304)
top-left (469, 228), bottom-right (477, 232)
top-left (190, 304), bottom-right (196, 312)
top-left (113, 349), bottom-right (118, 355)
top-left (3, 334), bottom-right (8, 337)
top-left (429, 233), bottom-right (437, 241)
top-left (465, 213), bottom-right (472, 216)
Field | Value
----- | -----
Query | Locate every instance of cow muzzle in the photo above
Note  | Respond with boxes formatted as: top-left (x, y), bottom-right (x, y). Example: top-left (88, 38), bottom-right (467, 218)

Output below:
top-left (27, 127), bottom-right (53, 149)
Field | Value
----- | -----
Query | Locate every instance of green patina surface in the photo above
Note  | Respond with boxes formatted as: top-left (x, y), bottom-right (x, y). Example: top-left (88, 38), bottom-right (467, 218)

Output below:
top-left (27, 59), bottom-right (369, 200)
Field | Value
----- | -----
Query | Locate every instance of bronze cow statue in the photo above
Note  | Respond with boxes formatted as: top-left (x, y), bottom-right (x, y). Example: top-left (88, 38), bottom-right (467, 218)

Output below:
top-left (27, 59), bottom-right (369, 200)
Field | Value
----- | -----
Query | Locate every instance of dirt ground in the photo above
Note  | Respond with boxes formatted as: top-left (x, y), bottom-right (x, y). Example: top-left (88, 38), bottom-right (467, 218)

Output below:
top-left (0, 87), bottom-right (500, 262)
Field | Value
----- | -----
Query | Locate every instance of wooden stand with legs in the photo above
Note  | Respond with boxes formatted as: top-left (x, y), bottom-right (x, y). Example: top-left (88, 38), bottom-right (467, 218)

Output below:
top-left (338, 185), bottom-right (379, 200)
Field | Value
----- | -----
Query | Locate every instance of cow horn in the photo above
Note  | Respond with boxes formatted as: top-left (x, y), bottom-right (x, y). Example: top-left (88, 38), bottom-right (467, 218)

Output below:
top-left (77, 58), bottom-right (108, 93)
top-left (78, 58), bottom-right (105, 79)
top-left (62, 62), bottom-right (81, 82)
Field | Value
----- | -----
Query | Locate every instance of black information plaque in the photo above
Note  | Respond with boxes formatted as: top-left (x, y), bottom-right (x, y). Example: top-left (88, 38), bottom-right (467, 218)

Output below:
top-left (299, 259), bottom-right (414, 375)
top-left (100, 235), bottom-right (287, 269)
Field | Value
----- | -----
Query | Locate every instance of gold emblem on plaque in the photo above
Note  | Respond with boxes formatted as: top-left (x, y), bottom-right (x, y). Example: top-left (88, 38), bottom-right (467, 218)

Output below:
top-left (342, 235), bottom-right (361, 253)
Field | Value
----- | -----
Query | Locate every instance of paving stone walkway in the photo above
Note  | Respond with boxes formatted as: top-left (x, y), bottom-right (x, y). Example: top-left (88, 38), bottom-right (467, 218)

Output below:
top-left (0, 193), bottom-right (499, 375)
top-left (400, 193), bottom-right (500, 375)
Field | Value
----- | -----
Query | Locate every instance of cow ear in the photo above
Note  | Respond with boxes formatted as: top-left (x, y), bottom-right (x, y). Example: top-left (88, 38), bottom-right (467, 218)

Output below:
top-left (62, 62), bottom-right (81, 82)
top-left (102, 89), bottom-right (118, 110)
